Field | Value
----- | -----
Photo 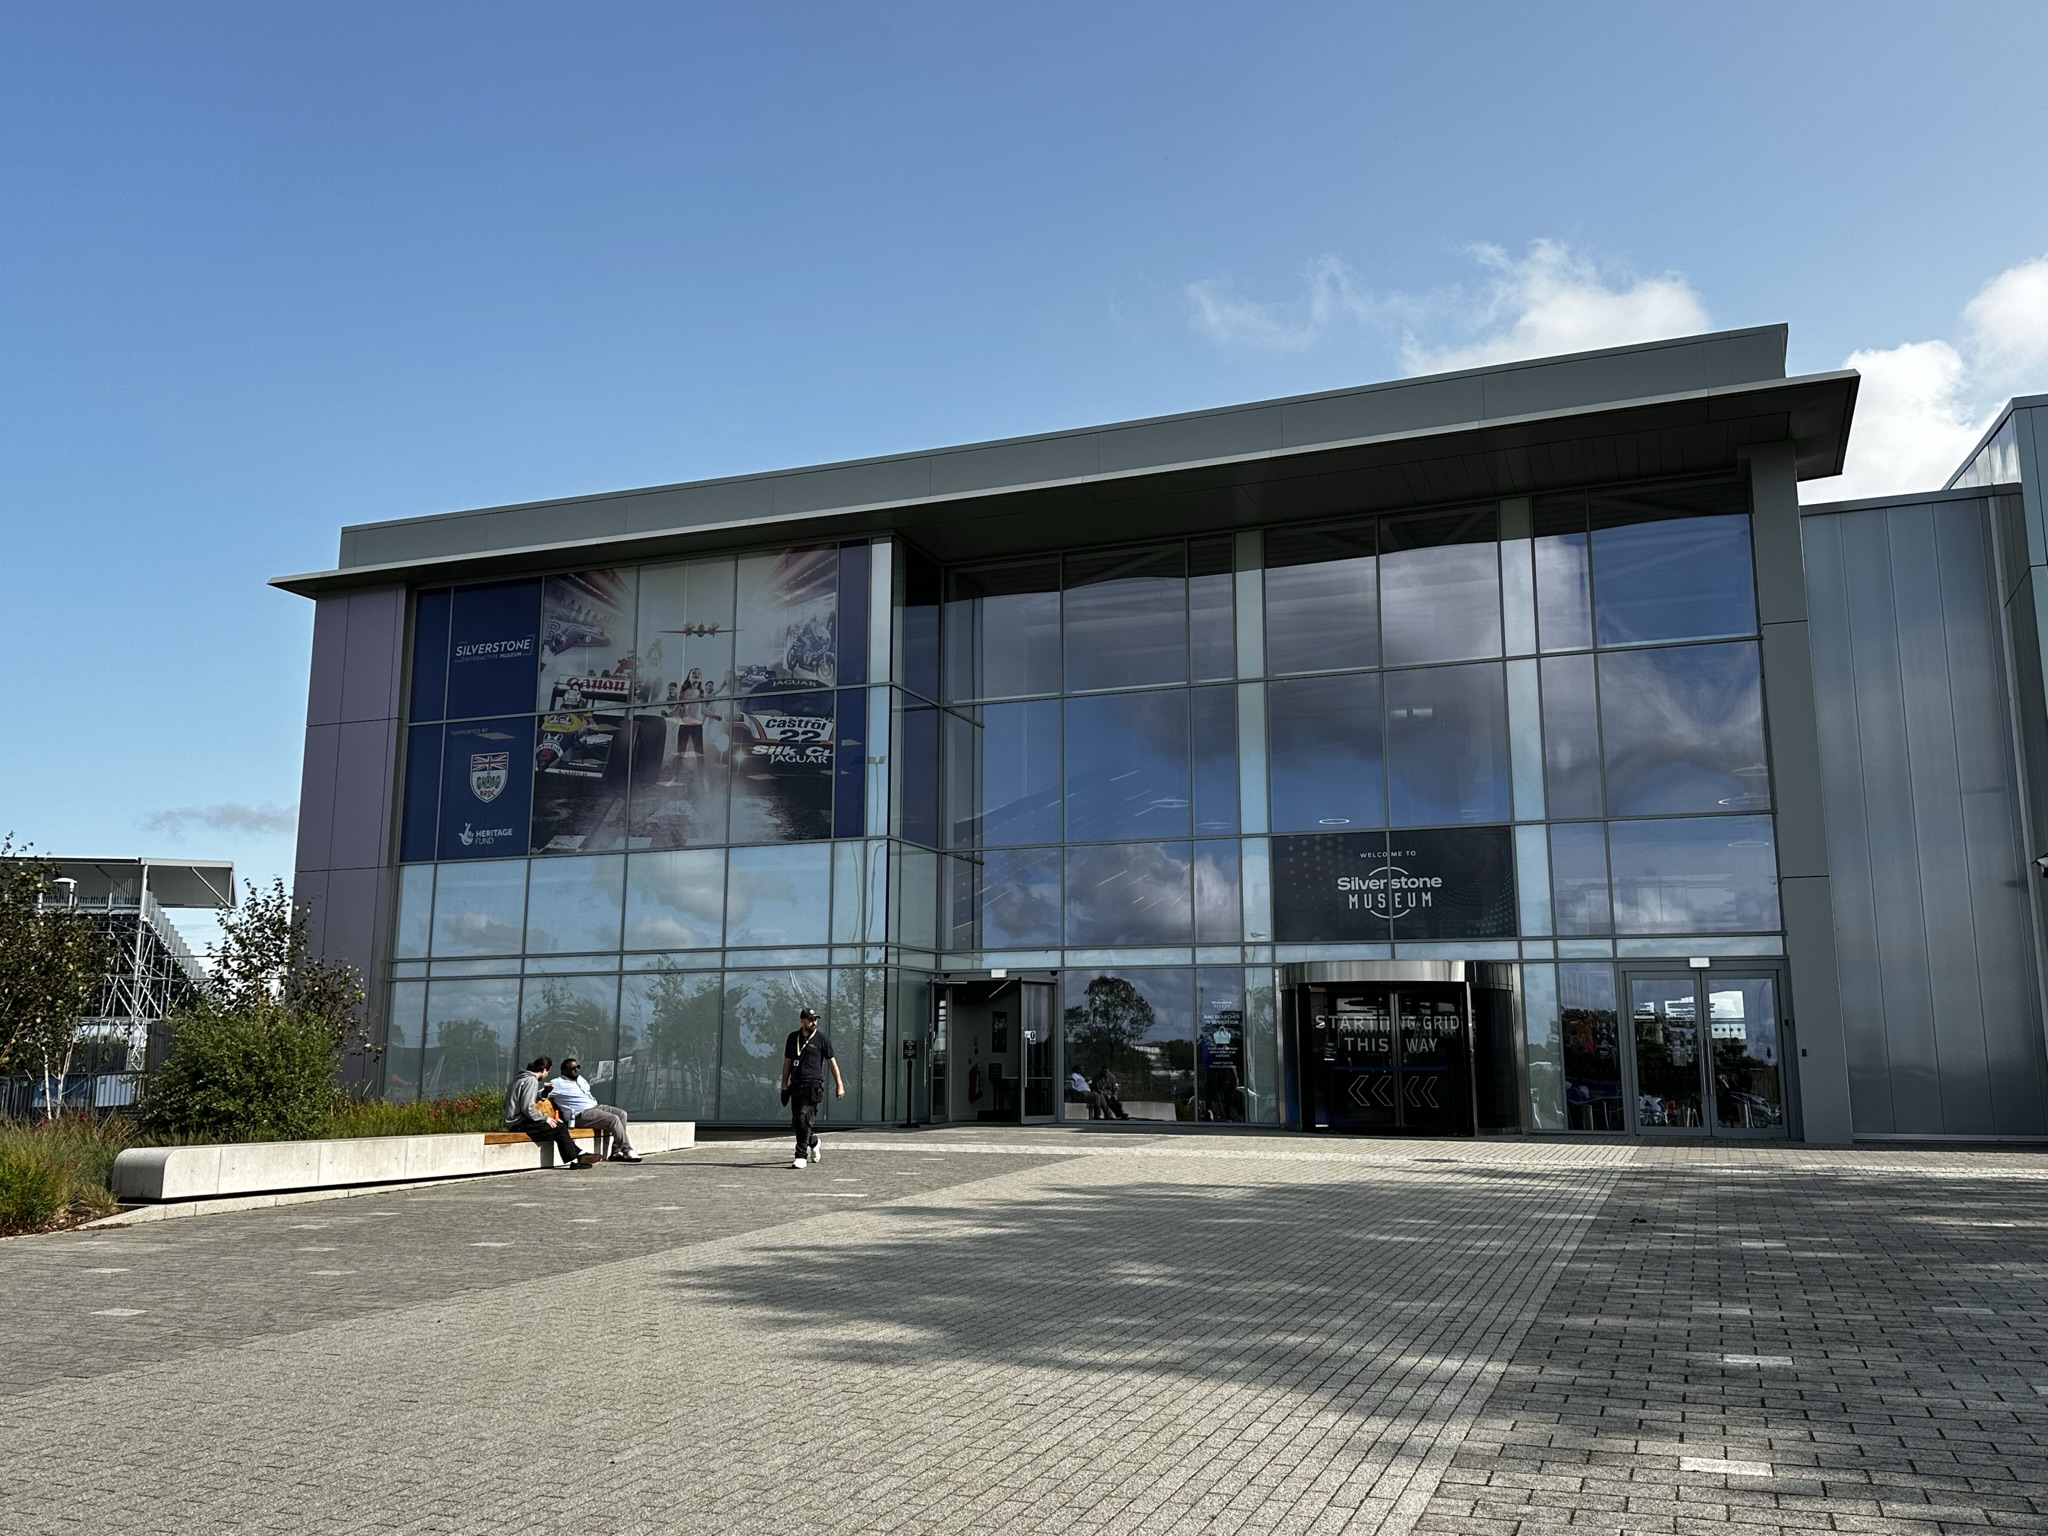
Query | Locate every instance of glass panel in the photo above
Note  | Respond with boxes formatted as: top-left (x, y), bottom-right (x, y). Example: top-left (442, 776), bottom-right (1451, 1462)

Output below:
top-left (422, 976), bottom-right (520, 1098)
top-left (1190, 685), bottom-right (1239, 835)
top-left (1560, 962), bottom-right (1622, 1131)
top-left (438, 716), bottom-right (536, 860)
top-left (1193, 840), bottom-right (1242, 945)
top-left (1241, 967), bottom-right (1280, 1124)
top-left (626, 704), bottom-right (731, 849)
top-left (726, 842), bottom-right (833, 946)
top-left (721, 969), bottom-right (829, 1120)
top-left (1019, 979), bottom-right (1055, 1119)
top-left (1500, 529), bottom-right (1536, 655)
top-left (1540, 654), bottom-right (1602, 819)
top-left (1264, 522), bottom-right (1377, 675)
top-left (1378, 508), bottom-right (1501, 666)
top-left (400, 724), bottom-right (442, 862)
top-left (830, 842), bottom-right (866, 945)
top-left (616, 964), bottom-right (721, 1119)
top-left (727, 688), bottom-right (835, 842)
top-left (1190, 536), bottom-right (1236, 682)
top-left (1514, 823), bottom-right (1552, 936)
top-left (536, 570), bottom-right (637, 712)
top-left (531, 707), bottom-right (628, 854)
top-left (898, 545), bottom-right (942, 703)
top-left (1303, 984), bottom-right (1396, 1130)
top-left (981, 847), bottom-right (1062, 948)
top-left (1520, 963), bottom-right (1564, 1131)
top-left (892, 844), bottom-right (940, 951)
top-left (1708, 975), bottom-right (1785, 1131)
top-left (1549, 822), bottom-right (1611, 935)
top-left (1630, 976), bottom-right (1703, 1129)
top-left (1398, 988), bottom-right (1467, 1133)
top-left (1533, 495), bottom-right (1592, 652)
top-left (429, 859), bottom-right (528, 957)
top-left (1064, 544), bottom-right (1187, 692)
top-left (1384, 662), bottom-right (1510, 826)
top-left (623, 848), bottom-right (725, 950)
top-left (1506, 658), bottom-right (1544, 820)
top-left (1195, 967), bottom-right (1247, 1122)
top-left (832, 688), bottom-right (866, 839)
top-left (524, 854), bottom-right (625, 955)
top-left (1591, 502), bottom-right (1756, 647)
top-left (974, 700), bottom-right (1061, 846)
top-left (1241, 837), bottom-right (1272, 944)
top-left (1267, 673), bottom-right (1384, 832)
top-left (828, 966), bottom-right (883, 1122)
top-left (1065, 842), bottom-right (1194, 946)
top-left (393, 864), bottom-right (434, 959)
top-left (896, 699), bottom-right (940, 848)
top-left (409, 588), bottom-right (451, 722)
top-left (1236, 682), bottom-right (1268, 834)
top-left (1233, 531), bottom-right (1265, 679)
top-left (1064, 690), bottom-right (1190, 842)
top-left (1598, 643), bottom-right (1770, 815)
top-left (835, 542), bottom-right (871, 688)
top-left (382, 980), bottom-right (427, 1103)
top-left (1607, 817), bottom-right (1780, 934)
top-left (636, 557), bottom-right (736, 708)
top-left (517, 974), bottom-right (620, 1078)
top-left (1061, 968), bottom-right (1194, 1122)
top-left (446, 580), bottom-right (540, 720)
top-left (734, 547), bottom-right (840, 691)
top-left (944, 561), bottom-right (1060, 702)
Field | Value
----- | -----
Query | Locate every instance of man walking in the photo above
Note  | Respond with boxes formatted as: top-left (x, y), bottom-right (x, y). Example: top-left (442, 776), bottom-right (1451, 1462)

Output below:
top-left (504, 1057), bottom-right (600, 1168)
top-left (549, 1058), bottom-right (643, 1163)
top-left (780, 1006), bottom-right (844, 1169)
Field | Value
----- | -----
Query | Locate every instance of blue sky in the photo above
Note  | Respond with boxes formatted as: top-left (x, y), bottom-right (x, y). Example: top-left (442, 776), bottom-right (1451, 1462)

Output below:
top-left (4, 2), bottom-right (2047, 940)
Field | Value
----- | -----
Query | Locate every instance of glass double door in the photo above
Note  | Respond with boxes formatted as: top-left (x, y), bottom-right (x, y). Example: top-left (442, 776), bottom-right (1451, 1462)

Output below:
top-left (1624, 968), bottom-right (1789, 1136)
top-left (1299, 983), bottom-right (1474, 1135)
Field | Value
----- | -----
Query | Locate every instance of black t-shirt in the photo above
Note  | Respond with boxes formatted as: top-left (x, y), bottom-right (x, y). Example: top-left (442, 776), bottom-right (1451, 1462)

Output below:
top-left (785, 1026), bottom-right (836, 1082)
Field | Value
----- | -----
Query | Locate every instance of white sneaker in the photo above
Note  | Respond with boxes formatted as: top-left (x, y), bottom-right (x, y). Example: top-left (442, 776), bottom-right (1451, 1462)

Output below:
top-left (809, 1139), bottom-right (822, 1164)
top-left (793, 1156), bottom-right (807, 1169)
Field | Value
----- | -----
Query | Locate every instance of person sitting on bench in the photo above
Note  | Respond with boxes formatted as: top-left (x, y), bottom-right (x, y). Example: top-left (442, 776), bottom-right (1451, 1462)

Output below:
top-left (504, 1057), bottom-right (599, 1168)
top-left (549, 1057), bottom-right (642, 1163)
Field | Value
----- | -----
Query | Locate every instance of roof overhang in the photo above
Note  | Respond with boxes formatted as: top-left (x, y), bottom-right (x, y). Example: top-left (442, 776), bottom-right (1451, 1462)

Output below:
top-left (273, 365), bottom-right (1858, 597)
top-left (8, 858), bottom-right (239, 909)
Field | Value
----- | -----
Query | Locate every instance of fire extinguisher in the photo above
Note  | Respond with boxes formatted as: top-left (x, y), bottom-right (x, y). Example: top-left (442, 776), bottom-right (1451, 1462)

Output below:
top-left (968, 1064), bottom-right (982, 1101)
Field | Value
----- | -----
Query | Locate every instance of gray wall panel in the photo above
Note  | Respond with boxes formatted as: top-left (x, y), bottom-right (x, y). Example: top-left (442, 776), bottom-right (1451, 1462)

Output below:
top-left (328, 719), bottom-right (397, 873)
top-left (306, 597), bottom-right (348, 729)
top-left (295, 724), bottom-right (340, 876)
top-left (1803, 516), bottom-right (1895, 1131)
top-left (1782, 874), bottom-right (1852, 1143)
top-left (337, 588), bottom-right (404, 725)
top-left (1806, 494), bottom-right (2048, 1137)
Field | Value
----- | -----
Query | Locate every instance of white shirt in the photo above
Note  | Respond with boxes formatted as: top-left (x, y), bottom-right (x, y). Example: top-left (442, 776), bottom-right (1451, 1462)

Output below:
top-left (549, 1074), bottom-right (597, 1117)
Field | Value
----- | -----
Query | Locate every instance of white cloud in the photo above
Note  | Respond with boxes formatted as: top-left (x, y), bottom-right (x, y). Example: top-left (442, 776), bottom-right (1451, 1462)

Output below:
top-left (1817, 253), bottom-right (2048, 501)
top-left (1183, 240), bottom-right (1709, 371)
top-left (1397, 241), bottom-right (1710, 375)
top-left (141, 802), bottom-right (298, 837)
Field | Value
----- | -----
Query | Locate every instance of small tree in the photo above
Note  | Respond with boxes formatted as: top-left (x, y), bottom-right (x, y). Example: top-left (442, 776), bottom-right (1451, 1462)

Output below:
top-left (0, 837), bottom-right (111, 1119)
top-left (140, 879), bottom-right (368, 1141)
top-left (1063, 975), bottom-right (1155, 1081)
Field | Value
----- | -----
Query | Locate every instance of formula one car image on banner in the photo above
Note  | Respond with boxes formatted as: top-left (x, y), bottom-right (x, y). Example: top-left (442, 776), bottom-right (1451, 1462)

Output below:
top-left (727, 689), bottom-right (835, 842)
top-left (530, 710), bottom-right (627, 853)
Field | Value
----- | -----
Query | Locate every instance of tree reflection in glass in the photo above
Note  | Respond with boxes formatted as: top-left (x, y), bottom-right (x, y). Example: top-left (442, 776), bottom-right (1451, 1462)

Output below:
top-left (1061, 968), bottom-right (1194, 1121)
top-left (617, 965), bottom-right (720, 1119)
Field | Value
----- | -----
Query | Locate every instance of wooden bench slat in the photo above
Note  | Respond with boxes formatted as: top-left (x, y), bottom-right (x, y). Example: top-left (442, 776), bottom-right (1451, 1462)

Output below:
top-left (483, 1127), bottom-right (598, 1145)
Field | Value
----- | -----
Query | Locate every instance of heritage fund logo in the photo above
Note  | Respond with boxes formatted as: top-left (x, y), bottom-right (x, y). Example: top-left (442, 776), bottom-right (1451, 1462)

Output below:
top-left (1337, 850), bottom-right (1444, 923)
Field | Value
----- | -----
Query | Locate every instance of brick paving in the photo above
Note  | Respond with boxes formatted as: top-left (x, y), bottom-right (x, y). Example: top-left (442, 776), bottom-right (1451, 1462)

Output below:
top-left (6, 1130), bottom-right (2047, 1534)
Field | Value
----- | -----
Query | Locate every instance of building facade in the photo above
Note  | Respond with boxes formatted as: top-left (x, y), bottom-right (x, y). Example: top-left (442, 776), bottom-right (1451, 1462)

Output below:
top-left (277, 327), bottom-right (2048, 1143)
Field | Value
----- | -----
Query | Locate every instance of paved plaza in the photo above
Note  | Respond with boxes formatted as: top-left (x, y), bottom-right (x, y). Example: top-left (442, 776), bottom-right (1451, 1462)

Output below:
top-left (8, 1130), bottom-right (2048, 1535)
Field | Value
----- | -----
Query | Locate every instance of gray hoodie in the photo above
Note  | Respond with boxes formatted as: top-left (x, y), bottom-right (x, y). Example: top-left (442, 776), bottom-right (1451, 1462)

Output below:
top-left (503, 1071), bottom-right (548, 1129)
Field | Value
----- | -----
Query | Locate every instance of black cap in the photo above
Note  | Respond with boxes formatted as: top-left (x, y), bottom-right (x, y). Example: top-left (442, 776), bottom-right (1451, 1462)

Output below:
top-left (800, 1007), bottom-right (820, 1020)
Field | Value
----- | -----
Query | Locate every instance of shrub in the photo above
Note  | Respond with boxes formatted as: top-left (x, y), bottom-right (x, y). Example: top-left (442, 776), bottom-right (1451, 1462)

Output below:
top-left (0, 1118), bottom-right (123, 1234)
top-left (320, 1088), bottom-right (503, 1139)
top-left (140, 1002), bottom-right (342, 1142)
top-left (0, 1146), bottom-right (69, 1234)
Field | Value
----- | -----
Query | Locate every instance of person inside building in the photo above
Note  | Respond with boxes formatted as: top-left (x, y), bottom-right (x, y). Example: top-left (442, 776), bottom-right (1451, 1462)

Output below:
top-left (1094, 1069), bottom-right (1130, 1121)
top-left (504, 1057), bottom-right (599, 1168)
top-left (549, 1057), bottom-right (643, 1163)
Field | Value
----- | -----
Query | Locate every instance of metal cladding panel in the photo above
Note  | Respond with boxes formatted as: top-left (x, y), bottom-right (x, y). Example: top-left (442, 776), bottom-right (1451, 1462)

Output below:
top-left (295, 723), bottom-right (340, 875)
top-left (621, 474), bottom-right (774, 533)
top-left (484, 500), bottom-right (628, 553)
top-left (1096, 406), bottom-right (1285, 474)
top-left (1278, 378), bottom-right (1487, 449)
top-left (306, 597), bottom-right (349, 728)
top-left (337, 588), bottom-right (405, 725)
top-left (321, 864), bottom-right (387, 1054)
top-left (328, 718), bottom-right (398, 873)
top-left (1806, 495), bottom-right (2048, 1137)
top-left (932, 430), bottom-right (1103, 494)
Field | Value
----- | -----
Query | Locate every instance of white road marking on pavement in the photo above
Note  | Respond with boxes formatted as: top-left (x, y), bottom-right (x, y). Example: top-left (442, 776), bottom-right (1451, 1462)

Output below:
top-left (510, 1203), bottom-right (542, 1208)
top-left (1936, 1305), bottom-right (1996, 1314)
top-left (307, 1271), bottom-right (358, 1277)
top-left (1739, 1240), bottom-right (1785, 1247)
top-left (468, 1242), bottom-right (512, 1248)
top-left (80, 1267), bottom-right (130, 1274)
top-left (571, 1219), bottom-right (601, 1224)
top-left (1722, 1354), bottom-right (1794, 1366)
top-left (1680, 1457), bottom-right (1772, 1477)
top-left (90, 1309), bottom-right (145, 1317)
top-left (288, 1224), bottom-right (329, 1230)
top-left (653, 1205), bottom-right (683, 1211)
top-left (297, 1246), bottom-right (338, 1252)
top-left (792, 1193), bottom-right (868, 1198)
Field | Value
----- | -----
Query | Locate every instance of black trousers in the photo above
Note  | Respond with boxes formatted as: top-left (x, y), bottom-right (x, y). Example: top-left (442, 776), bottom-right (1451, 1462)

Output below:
top-left (791, 1086), bottom-right (822, 1158)
top-left (521, 1121), bottom-right (583, 1162)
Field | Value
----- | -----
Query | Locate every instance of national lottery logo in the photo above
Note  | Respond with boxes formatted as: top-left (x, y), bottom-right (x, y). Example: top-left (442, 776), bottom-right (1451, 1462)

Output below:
top-left (469, 752), bottom-right (509, 804)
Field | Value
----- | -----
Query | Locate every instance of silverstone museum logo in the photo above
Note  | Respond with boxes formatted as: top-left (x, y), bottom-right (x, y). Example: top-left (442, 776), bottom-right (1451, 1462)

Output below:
top-left (1337, 863), bottom-right (1444, 921)
top-left (454, 636), bottom-right (535, 661)
top-left (1271, 828), bottom-right (1516, 942)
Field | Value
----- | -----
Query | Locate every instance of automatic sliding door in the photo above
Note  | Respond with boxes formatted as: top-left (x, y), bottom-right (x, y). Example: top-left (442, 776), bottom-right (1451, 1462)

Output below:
top-left (1628, 977), bottom-right (1703, 1130)
top-left (1624, 969), bottom-right (1790, 1137)
top-left (1704, 973), bottom-right (1786, 1134)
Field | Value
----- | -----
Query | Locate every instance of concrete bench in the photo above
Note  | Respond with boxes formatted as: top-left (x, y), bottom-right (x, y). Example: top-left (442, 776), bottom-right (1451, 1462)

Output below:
top-left (112, 1121), bottom-right (695, 1202)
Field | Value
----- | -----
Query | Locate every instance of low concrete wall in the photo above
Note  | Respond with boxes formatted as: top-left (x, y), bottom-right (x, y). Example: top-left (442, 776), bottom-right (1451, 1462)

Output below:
top-left (111, 1121), bottom-right (696, 1202)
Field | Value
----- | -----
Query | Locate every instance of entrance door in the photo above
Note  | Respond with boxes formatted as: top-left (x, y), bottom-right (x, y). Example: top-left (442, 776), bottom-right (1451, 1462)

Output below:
top-left (1623, 968), bottom-right (1789, 1137)
top-left (1297, 982), bottom-right (1475, 1135)
top-left (930, 977), bottom-right (1059, 1126)
top-left (1019, 980), bottom-right (1057, 1123)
